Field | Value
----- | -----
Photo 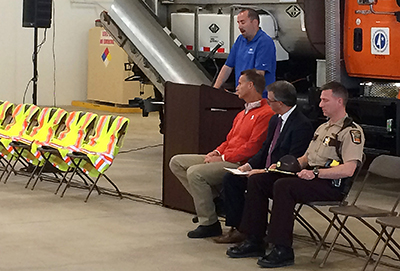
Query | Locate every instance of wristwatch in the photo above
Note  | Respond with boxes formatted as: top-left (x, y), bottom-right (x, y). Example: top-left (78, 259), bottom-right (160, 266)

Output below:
top-left (313, 167), bottom-right (319, 177)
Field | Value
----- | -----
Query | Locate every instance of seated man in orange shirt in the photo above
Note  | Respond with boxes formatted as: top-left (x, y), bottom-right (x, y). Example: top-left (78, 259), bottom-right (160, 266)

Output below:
top-left (169, 69), bottom-right (274, 238)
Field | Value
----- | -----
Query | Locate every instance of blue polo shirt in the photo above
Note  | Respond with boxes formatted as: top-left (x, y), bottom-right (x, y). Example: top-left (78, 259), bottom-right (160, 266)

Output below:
top-left (225, 29), bottom-right (276, 98)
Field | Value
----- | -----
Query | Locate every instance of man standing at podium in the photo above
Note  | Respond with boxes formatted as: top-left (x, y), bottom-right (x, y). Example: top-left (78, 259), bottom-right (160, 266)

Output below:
top-left (213, 8), bottom-right (276, 98)
top-left (170, 69), bottom-right (274, 238)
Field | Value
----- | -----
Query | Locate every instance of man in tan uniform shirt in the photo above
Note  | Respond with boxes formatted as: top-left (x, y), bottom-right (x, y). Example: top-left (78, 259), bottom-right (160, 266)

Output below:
top-left (226, 81), bottom-right (365, 268)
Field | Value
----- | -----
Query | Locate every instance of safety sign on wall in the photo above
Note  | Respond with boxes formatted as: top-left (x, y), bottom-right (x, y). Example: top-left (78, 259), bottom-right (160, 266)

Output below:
top-left (101, 48), bottom-right (112, 67)
top-left (100, 30), bottom-right (115, 46)
top-left (371, 27), bottom-right (389, 55)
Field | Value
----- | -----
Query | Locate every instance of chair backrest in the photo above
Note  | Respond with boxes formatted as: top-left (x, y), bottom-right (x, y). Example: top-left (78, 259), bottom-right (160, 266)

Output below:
top-left (42, 111), bottom-right (99, 172)
top-left (368, 154), bottom-right (400, 179)
top-left (19, 107), bottom-right (68, 144)
top-left (350, 155), bottom-right (400, 210)
top-left (0, 104), bottom-right (41, 142)
top-left (82, 115), bottom-right (130, 156)
top-left (341, 153), bottom-right (366, 201)
top-left (49, 111), bottom-right (98, 149)
top-left (77, 115), bottom-right (130, 176)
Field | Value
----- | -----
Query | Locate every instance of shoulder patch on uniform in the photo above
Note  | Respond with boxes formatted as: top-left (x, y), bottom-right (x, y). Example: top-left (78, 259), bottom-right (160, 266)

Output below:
top-left (350, 130), bottom-right (362, 144)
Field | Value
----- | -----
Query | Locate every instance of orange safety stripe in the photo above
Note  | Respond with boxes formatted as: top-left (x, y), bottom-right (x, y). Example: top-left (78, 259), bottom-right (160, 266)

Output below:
top-left (49, 142), bottom-right (63, 149)
top-left (20, 105), bottom-right (39, 137)
top-left (106, 117), bottom-right (124, 154)
top-left (96, 160), bottom-right (108, 172)
top-left (102, 153), bottom-right (113, 163)
top-left (0, 134), bottom-right (10, 140)
top-left (89, 116), bottom-right (107, 146)
top-left (0, 101), bottom-right (12, 121)
top-left (53, 109), bottom-right (66, 124)
top-left (31, 107), bottom-right (49, 137)
top-left (20, 119), bottom-right (29, 137)
top-left (4, 104), bottom-right (23, 131)
top-left (95, 158), bottom-right (105, 170)
top-left (74, 113), bottom-right (95, 147)
top-left (58, 112), bottom-right (77, 140)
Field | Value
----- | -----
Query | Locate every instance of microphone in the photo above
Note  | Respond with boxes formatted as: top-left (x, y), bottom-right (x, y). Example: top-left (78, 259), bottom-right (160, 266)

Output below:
top-left (206, 40), bottom-right (224, 59)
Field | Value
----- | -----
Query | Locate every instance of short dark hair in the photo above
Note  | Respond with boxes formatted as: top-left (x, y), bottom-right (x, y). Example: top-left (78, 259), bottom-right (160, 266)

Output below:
top-left (240, 8), bottom-right (260, 25)
top-left (267, 80), bottom-right (297, 107)
top-left (241, 69), bottom-right (266, 94)
top-left (320, 81), bottom-right (349, 106)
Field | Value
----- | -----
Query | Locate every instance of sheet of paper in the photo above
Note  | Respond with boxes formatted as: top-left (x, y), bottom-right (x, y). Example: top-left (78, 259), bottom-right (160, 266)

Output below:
top-left (224, 167), bottom-right (249, 176)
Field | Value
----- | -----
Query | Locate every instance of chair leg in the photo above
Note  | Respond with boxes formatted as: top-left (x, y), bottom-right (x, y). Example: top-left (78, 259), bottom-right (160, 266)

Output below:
top-left (0, 156), bottom-right (13, 182)
top-left (29, 163), bottom-right (45, 190)
top-left (75, 169), bottom-right (100, 194)
top-left (3, 148), bottom-right (24, 184)
top-left (84, 175), bottom-right (101, 202)
top-left (60, 157), bottom-right (87, 198)
top-left (60, 166), bottom-right (79, 198)
top-left (29, 152), bottom-right (52, 189)
top-left (103, 174), bottom-right (123, 200)
top-left (320, 215), bottom-right (349, 267)
top-left (312, 213), bottom-right (337, 261)
top-left (371, 227), bottom-right (396, 271)
top-left (0, 165), bottom-right (8, 181)
top-left (294, 210), bottom-right (320, 244)
top-left (312, 206), bottom-right (359, 255)
top-left (361, 226), bottom-right (386, 271)
top-left (358, 217), bottom-right (400, 259)
top-left (55, 169), bottom-right (71, 195)
top-left (24, 163), bottom-right (41, 189)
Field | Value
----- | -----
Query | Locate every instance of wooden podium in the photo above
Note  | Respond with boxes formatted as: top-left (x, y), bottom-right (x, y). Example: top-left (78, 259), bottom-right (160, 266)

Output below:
top-left (162, 82), bottom-right (244, 213)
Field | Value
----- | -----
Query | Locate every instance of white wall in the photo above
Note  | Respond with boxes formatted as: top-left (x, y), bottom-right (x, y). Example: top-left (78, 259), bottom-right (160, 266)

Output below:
top-left (1, 0), bottom-right (111, 106)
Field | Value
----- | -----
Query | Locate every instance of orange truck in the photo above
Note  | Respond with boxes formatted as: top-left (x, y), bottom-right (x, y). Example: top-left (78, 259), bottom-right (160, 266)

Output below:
top-left (345, 0), bottom-right (400, 80)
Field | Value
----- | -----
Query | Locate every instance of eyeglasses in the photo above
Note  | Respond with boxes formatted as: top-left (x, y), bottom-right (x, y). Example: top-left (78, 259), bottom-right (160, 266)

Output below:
top-left (266, 98), bottom-right (280, 104)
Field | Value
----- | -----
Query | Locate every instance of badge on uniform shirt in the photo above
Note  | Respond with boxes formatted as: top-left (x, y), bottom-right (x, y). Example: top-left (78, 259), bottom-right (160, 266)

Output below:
top-left (350, 130), bottom-right (362, 144)
top-left (323, 136), bottom-right (331, 146)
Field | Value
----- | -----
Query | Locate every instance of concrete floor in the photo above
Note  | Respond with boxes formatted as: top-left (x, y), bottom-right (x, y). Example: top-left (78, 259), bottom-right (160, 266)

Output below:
top-left (1, 108), bottom-right (399, 271)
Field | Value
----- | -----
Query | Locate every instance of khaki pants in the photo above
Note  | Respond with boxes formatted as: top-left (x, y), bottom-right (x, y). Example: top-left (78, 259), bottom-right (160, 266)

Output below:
top-left (169, 154), bottom-right (239, 226)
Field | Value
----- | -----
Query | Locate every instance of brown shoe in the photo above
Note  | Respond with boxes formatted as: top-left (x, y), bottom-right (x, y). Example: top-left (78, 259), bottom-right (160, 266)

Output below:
top-left (213, 228), bottom-right (246, 244)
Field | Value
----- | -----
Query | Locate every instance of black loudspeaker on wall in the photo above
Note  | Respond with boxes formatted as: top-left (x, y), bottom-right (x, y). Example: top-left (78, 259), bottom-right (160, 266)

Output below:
top-left (22, 0), bottom-right (52, 28)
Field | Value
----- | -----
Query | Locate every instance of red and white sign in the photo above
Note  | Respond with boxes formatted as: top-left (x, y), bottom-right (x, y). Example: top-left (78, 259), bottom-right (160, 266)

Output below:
top-left (99, 30), bottom-right (115, 46)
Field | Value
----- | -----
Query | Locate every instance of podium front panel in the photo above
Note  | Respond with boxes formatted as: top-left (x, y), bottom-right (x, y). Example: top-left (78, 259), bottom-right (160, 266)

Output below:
top-left (163, 82), bottom-right (243, 213)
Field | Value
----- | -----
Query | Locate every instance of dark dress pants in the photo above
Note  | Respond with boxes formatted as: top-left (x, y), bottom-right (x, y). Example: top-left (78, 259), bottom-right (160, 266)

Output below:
top-left (239, 172), bottom-right (280, 240)
top-left (240, 173), bottom-right (344, 247)
top-left (223, 172), bottom-right (247, 228)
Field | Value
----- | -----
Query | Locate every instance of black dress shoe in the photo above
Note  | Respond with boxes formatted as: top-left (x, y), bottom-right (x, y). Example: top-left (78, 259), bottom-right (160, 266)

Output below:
top-left (226, 239), bottom-right (265, 258)
top-left (187, 221), bottom-right (222, 238)
top-left (257, 245), bottom-right (294, 268)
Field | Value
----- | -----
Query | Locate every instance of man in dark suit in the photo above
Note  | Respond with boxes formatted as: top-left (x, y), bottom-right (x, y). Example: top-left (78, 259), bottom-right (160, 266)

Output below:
top-left (214, 80), bottom-right (314, 243)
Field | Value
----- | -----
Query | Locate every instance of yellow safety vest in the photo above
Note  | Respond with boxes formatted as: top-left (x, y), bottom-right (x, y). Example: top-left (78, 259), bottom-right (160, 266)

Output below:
top-left (12, 107), bottom-right (68, 165)
top-left (45, 111), bottom-right (98, 171)
top-left (76, 115), bottom-right (129, 177)
top-left (0, 104), bottom-right (40, 159)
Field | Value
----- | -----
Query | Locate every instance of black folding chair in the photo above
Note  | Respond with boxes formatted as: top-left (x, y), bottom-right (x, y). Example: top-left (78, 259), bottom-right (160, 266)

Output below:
top-left (294, 154), bottom-right (366, 251)
top-left (313, 155), bottom-right (400, 267)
